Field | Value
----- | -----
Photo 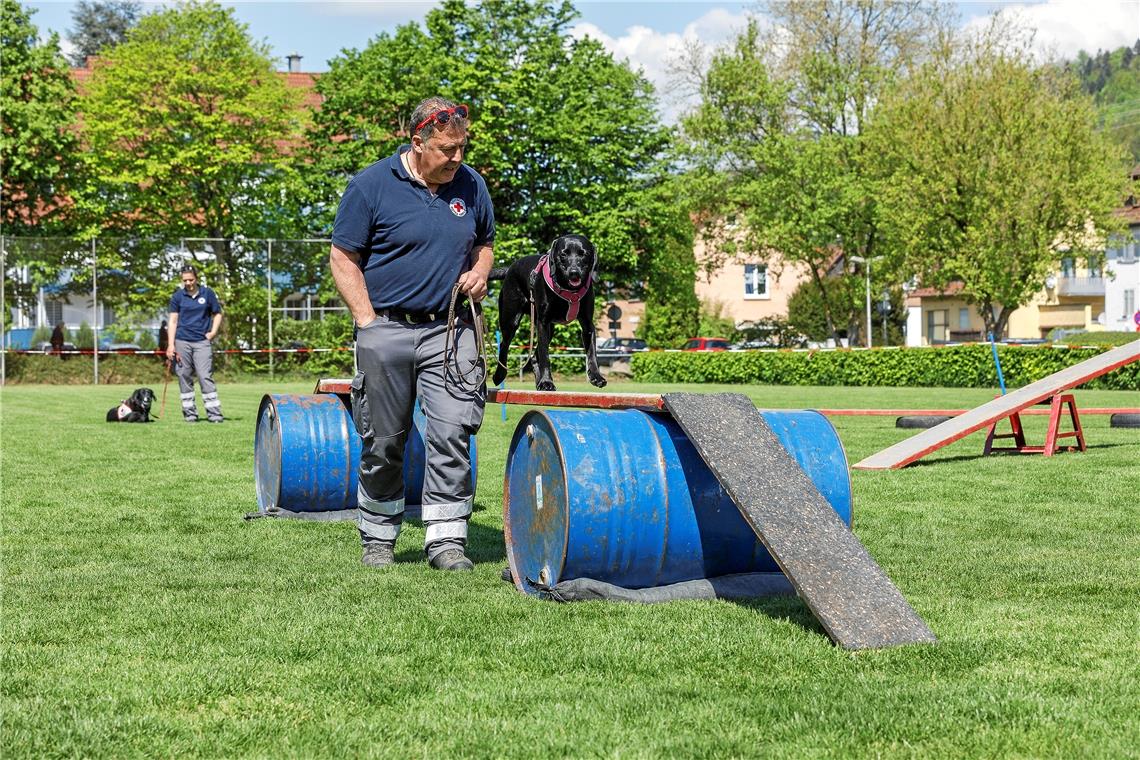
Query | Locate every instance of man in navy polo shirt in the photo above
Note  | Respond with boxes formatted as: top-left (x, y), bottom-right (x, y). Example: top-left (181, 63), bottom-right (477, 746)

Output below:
top-left (330, 96), bottom-right (494, 572)
top-left (167, 265), bottom-right (224, 423)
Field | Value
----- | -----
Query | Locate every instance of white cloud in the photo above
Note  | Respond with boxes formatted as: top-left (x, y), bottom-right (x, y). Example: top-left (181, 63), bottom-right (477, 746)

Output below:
top-left (964, 0), bottom-right (1140, 59)
top-left (571, 8), bottom-right (754, 123)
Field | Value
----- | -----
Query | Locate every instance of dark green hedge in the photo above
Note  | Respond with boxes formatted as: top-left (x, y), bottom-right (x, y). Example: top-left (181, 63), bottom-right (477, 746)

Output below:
top-left (630, 344), bottom-right (1140, 391)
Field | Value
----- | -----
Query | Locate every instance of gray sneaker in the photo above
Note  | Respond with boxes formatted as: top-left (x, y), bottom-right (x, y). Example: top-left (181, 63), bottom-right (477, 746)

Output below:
top-left (429, 548), bottom-right (474, 571)
top-left (361, 542), bottom-right (396, 568)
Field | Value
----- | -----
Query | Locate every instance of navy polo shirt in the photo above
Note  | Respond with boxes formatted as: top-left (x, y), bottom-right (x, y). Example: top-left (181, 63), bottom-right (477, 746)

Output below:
top-left (331, 145), bottom-right (495, 315)
top-left (169, 285), bottom-right (222, 342)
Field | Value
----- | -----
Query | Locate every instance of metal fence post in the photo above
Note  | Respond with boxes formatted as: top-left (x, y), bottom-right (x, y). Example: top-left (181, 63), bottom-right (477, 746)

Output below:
top-left (267, 238), bottom-right (274, 380)
top-left (92, 238), bottom-right (99, 385)
top-left (1, 234), bottom-right (6, 386)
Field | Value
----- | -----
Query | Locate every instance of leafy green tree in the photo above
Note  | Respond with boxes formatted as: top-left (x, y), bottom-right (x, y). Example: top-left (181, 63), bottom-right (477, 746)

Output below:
top-left (677, 2), bottom-right (952, 344)
top-left (1, 0), bottom-right (81, 235)
top-left (697, 299), bottom-right (736, 339)
top-left (629, 178), bottom-right (699, 348)
top-left (66, 0), bottom-right (140, 66)
top-left (78, 0), bottom-right (304, 343)
top-left (307, 0), bottom-right (671, 278)
top-left (868, 33), bottom-right (1127, 338)
top-left (1068, 41), bottom-right (1140, 163)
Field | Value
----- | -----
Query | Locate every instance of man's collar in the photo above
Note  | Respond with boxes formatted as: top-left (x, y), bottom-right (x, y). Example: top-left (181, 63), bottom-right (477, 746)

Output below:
top-left (393, 145), bottom-right (413, 181)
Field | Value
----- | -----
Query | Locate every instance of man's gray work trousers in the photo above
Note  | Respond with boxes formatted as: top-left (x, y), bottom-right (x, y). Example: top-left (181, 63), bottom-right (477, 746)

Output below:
top-left (174, 338), bottom-right (223, 422)
top-left (350, 313), bottom-right (485, 561)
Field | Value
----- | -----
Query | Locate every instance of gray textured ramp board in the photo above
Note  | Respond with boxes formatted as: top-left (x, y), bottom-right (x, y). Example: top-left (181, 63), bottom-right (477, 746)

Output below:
top-left (855, 339), bottom-right (1140, 470)
top-left (663, 392), bottom-right (937, 650)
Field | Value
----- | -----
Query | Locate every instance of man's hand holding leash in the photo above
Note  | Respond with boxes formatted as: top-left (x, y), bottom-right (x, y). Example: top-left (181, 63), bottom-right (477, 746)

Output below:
top-left (457, 243), bottom-right (494, 303)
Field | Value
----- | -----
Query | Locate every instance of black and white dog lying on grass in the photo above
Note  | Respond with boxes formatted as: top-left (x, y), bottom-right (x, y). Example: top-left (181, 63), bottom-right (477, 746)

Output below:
top-left (489, 234), bottom-right (606, 392)
top-left (106, 387), bottom-right (156, 422)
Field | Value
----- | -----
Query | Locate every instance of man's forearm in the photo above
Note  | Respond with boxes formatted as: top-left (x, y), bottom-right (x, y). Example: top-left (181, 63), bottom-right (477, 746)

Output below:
top-left (329, 245), bottom-right (376, 325)
top-left (471, 245), bottom-right (493, 277)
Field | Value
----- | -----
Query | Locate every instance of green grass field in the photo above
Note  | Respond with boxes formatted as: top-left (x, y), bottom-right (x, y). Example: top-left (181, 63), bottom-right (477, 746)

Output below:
top-left (3, 380), bottom-right (1138, 758)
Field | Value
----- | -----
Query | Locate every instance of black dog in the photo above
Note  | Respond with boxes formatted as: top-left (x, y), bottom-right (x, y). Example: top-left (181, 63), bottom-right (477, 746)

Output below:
top-left (489, 234), bottom-right (606, 392)
top-left (106, 387), bottom-right (156, 422)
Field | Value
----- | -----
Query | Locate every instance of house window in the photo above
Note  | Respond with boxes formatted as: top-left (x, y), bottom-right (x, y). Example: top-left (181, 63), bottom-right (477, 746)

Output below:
top-left (743, 264), bottom-right (767, 298)
top-left (958, 308), bottom-right (969, 330)
top-left (926, 309), bottom-right (949, 343)
top-left (1125, 289), bottom-right (1136, 319)
top-left (44, 301), bottom-right (63, 327)
top-left (284, 296), bottom-right (306, 320)
top-left (1087, 255), bottom-right (1103, 278)
top-left (1060, 257), bottom-right (1075, 277)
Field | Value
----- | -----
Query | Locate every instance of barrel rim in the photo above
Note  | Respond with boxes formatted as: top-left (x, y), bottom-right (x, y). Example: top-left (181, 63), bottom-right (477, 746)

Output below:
top-left (503, 409), bottom-right (570, 596)
top-left (797, 408), bottom-right (855, 529)
top-left (254, 393), bottom-right (284, 512)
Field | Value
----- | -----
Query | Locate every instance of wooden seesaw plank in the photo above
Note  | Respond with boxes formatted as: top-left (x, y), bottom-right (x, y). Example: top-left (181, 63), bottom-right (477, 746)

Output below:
top-left (853, 339), bottom-right (1140, 470)
top-left (663, 392), bottom-right (937, 651)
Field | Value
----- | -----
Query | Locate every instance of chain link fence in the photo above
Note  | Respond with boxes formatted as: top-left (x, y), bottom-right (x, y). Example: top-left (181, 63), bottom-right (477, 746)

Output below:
top-left (1, 235), bottom-right (345, 384)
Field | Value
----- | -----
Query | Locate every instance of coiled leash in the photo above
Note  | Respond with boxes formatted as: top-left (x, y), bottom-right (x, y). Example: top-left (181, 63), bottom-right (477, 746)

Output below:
top-left (156, 351), bottom-right (180, 420)
top-left (444, 281), bottom-right (489, 393)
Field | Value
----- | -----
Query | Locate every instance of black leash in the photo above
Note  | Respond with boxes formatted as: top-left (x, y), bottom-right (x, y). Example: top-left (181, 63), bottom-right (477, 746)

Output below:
top-left (444, 281), bottom-right (488, 393)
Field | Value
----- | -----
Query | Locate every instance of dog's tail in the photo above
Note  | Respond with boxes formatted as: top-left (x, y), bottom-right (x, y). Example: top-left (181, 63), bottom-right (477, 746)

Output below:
top-left (488, 267), bottom-right (508, 281)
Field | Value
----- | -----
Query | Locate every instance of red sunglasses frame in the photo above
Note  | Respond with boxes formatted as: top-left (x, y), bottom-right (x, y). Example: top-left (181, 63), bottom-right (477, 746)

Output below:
top-left (414, 104), bottom-right (469, 133)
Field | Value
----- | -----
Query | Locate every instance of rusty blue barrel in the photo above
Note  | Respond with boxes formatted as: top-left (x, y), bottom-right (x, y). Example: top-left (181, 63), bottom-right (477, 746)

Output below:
top-left (503, 408), bottom-right (851, 594)
top-left (255, 393), bottom-right (477, 516)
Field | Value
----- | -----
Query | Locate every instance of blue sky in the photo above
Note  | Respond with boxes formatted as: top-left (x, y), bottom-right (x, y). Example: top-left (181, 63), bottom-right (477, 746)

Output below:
top-left (25, 1), bottom-right (1139, 73)
top-left (24, 0), bottom-right (1140, 123)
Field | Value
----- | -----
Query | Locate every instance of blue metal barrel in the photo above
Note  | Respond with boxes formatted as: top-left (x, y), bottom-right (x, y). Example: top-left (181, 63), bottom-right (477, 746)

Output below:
top-left (255, 393), bottom-right (477, 515)
top-left (503, 408), bottom-right (851, 595)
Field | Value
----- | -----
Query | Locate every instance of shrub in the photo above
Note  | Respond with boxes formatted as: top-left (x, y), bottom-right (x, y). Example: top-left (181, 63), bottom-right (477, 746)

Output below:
top-left (630, 343), bottom-right (1139, 391)
top-left (74, 321), bottom-right (95, 349)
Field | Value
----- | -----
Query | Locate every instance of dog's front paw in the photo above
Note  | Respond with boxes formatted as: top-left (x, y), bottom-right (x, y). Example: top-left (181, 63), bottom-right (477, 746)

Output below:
top-left (536, 379), bottom-right (557, 392)
top-left (589, 372), bottom-right (607, 388)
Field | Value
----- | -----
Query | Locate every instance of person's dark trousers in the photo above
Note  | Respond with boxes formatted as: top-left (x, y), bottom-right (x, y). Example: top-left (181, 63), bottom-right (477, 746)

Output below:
top-left (174, 338), bottom-right (223, 422)
top-left (350, 314), bottom-right (485, 561)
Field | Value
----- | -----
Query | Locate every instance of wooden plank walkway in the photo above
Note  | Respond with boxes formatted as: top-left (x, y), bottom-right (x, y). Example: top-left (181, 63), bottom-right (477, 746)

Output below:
top-left (663, 392), bottom-right (937, 650)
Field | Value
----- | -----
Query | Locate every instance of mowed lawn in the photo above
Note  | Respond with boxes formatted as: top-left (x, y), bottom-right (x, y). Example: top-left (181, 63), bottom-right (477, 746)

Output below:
top-left (2, 380), bottom-right (1138, 758)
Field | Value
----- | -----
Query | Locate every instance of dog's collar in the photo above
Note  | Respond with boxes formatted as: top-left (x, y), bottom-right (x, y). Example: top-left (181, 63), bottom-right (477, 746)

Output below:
top-left (536, 254), bottom-right (591, 323)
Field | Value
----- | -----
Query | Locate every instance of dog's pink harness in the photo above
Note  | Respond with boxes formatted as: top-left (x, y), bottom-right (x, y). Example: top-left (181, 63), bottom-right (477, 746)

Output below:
top-left (535, 254), bottom-right (592, 323)
top-left (116, 402), bottom-right (133, 420)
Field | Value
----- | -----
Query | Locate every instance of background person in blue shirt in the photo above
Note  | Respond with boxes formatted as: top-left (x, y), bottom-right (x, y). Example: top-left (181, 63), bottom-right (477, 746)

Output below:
top-left (330, 96), bottom-right (494, 572)
top-left (167, 265), bottom-right (224, 423)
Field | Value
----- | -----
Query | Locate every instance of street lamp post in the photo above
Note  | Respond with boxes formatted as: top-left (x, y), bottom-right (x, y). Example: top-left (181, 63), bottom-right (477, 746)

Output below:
top-left (848, 254), bottom-right (883, 348)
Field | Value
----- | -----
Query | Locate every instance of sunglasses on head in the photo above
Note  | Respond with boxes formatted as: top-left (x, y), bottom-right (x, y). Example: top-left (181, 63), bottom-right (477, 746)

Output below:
top-left (415, 104), bottom-right (469, 133)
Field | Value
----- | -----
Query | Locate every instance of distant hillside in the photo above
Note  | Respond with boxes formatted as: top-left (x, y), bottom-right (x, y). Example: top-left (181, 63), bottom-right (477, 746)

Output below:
top-left (1068, 40), bottom-right (1140, 163)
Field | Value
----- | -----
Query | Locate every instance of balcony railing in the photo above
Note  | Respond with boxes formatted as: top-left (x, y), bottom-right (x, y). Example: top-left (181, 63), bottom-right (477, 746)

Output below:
top-left (1056, 276), bottom-right (1105, 297)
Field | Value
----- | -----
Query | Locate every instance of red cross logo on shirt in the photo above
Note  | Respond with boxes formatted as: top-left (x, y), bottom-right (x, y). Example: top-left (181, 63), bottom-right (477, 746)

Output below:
top-left (449, 198), bottom-right (467, 217)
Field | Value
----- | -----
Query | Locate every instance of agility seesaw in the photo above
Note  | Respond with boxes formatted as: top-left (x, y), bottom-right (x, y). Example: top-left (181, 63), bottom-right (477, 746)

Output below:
top-left (853, 338), bottom-right (1140, 470)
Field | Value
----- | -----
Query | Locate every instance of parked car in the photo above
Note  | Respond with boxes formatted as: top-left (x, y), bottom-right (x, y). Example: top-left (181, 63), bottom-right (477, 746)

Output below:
top-left (596, 337), bottom-right (648, 366)
top-left (682, 337), bottom-right (730, 351)
top-left (105, 343), bottom-right (142, 353)
top-left (34, 341), bottom-right (77, 353)
top-left (729, 339), bottom-right (776, 350)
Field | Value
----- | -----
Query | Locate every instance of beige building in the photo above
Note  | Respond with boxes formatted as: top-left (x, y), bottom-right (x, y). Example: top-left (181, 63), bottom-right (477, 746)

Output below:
top-left (596, 232), bottom-right (815, 341)
top-left (904, 257), bottom-right (1109, 346)
top-left (692, 241), bottom-right (811, 330)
